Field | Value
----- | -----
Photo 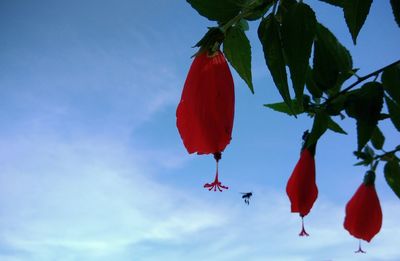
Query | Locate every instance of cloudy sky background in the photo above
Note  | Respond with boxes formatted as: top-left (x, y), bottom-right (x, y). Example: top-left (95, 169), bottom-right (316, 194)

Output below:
top-left (1, 0), bottom-right (400, 260)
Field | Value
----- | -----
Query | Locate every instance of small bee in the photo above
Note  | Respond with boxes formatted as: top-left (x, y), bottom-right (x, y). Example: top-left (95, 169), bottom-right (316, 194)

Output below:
top-left (240, 192), bottom-right (253, 205)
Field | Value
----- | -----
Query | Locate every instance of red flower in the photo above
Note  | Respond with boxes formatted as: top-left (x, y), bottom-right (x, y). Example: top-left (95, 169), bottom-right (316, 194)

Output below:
top-left (176, 51), bottom-right (234, 155)
top-left (286, 144), bottom-right (318, 236)
top-left (344, 171), bottom-right (382, 243)
top-left (176, 51), bottom-right (234, 191)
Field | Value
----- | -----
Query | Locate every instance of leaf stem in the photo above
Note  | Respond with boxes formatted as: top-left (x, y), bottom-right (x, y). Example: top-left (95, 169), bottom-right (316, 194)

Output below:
top-left (375, 146), bottom-right (400, 160)
top-left (327, 59), bottom-right (400, 103)
top-left (220, 9), bottom-right (252, 33)
top-left (272, 0), bottom-right (279, 14)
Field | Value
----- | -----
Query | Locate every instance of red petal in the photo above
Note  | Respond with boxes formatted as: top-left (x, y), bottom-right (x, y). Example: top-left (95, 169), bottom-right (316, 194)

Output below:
top-left (344, 184), bottom-right (382, 242)
top-left (176, 51), bottom-right (235, 155)
top-left (286, 149), bottom-right (318, 216)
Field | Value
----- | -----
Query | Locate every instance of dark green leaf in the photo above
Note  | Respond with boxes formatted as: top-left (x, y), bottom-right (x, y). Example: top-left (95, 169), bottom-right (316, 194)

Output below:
top-left (354, 160), bottom-right (369, 166)
top-left (194, 27), bottom-right (225, 52)
top-left (382, 63), bottom-right (400, 104)
top-left (306, 66), bottom-right (323, 98)
top-left (353, 146), bottom-right (374, 165)
top-left (390, 0), bottom-right (400, 27)
top-left (326, 92), bottom-right (350, 116)
top-left (379, 113), bottom-right (390, 120)
top-left (305, 111), bottom-right (329, 148)
top-left (327, 117), bottom-right (347, 134)
top-left (345, 82), bottom-right (384, 150)
top-left (313, 23), bottom-right (353, 94)
top-left (385, 95), bottom-right (400, 131)
top-left (186, 0), bottom-right (245, 23)
top-left (343, 0), bottom-right (373, 44)
top-left (356, 111), bottom-right (382, 151)
top-left (371, 126), bottom-right (385, 150)
top-left (223, 26), bottom-right (253, 93)
top-left (364, 144), bottom-right (375, 157)
top-left (282, 2), bottom-right (317, 108)
top-left (319, 0), bottom-right (344, 7)
top-left (237, 19), bottom-right (249, 31)
top-left (354, 150), bottom-right (369, 160)
top-left (264, 100), bottom-right (304, 116)
top-left (275, 0), bottom-right (297, 23)
top-left (384, 160), bottom-right (400, 199)
top-left (245, 0), bottom-right (273, 21)
top-left (258, 15), bottom-right (293, 112)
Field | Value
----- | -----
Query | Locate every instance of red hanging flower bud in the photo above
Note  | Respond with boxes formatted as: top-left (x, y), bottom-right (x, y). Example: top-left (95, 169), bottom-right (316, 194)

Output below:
top-left (286, 136), bottom-right (318, 236)
top-left (344, 171), bottom-right (382, 244)
top-left (176, 51), bottom-right (234, 155)
top-left (176, 51), bottom-right (234, 191)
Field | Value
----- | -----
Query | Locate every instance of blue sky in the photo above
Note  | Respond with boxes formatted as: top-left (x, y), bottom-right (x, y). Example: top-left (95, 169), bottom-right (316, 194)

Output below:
top-left (0, 1), bottom-right (400, 260)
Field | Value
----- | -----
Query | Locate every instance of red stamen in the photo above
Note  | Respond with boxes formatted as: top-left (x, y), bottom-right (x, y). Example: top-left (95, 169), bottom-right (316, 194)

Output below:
top-left (355, 240), bottom-right (366, 254)
top-left (299, 216), bottom-right (309, 237)
top-left (203, 159), bottom-right (228, 192)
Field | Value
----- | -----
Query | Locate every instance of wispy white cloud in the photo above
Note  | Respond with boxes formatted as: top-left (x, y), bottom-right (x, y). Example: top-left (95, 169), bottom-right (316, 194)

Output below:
top-left (1, 130), bottom-right (400, 261)
top-left (0, 131), bottom-right (227, 261)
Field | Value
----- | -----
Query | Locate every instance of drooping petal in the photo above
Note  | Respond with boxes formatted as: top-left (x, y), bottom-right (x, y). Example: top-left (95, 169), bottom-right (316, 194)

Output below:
top-left (344, 179), bottom-right (382, 242)
top-left (286, 148), bottom-right (318, 217)
top-left (176, 51), bottom-right (235, 155)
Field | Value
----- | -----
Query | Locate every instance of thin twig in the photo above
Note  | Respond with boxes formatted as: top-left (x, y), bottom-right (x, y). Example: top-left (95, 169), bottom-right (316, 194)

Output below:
top-left (327, 59), bottom-right (400, 103)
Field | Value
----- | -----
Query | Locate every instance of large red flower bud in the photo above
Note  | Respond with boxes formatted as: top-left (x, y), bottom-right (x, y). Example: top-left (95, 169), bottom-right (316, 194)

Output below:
top-left (286, 147), bottom-right (318, 217)
top-left (176, 51), bottom-right (235, 155)
top-left (344, 171), bottom-right (382, 243)
top-left (286, 144), bottom-right (318, 236)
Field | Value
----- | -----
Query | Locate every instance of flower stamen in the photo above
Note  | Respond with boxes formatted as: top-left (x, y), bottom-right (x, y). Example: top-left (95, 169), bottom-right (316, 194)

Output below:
top-left (299, 216), bottom-right (310, 237)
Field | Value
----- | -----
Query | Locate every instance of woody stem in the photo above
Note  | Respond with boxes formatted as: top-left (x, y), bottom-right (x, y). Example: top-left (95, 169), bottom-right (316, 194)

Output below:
top-left (326, 59), bottom-right (400, 104)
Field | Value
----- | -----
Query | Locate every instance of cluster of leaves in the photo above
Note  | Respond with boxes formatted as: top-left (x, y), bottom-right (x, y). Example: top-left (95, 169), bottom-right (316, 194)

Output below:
top-left (187, 0), bottom-right (400, 198)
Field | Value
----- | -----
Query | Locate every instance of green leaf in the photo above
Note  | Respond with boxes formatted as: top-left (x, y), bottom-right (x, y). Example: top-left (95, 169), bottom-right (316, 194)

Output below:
top-left (258, 15), bottom-right (293, 112)
top-left (384, 160), bottom-right (400, 199)
top-left (223, 26), bottom-right (253, 93)
top-left (326, 92), bottom-right (350, 116)
top-left (391, 0), bottom-right (400, 27)
top-left (382, 63), bottom-right (400, 104)
top-left (186, 0), bottom-right (245, 23)
top-left (343, 0), bottom-right (373, 45)
top-left (237, 19), bottom-right (249, 31)
top-left (313, 23), bottom-right (353, 93)
top-left (319, 0), bottom-right (344, 7)
top-left (371, 126), bottom-right (385, 150)
top-left (263, 100), bottom-right (304, 116)
top-left (276, 0), bottom-right (297, 23)
top-left (245, 0), bottom-right (273, 21)
top-left (364, 144), bottom-right (375, 157)
top-left (354, 150), bottom-right (370, 160)
top-left (282, 2), bottom-right (317, 108)
top-left (345, 82), bottom-right (384, 150)
top-left (385, 95), bottom-right (400, 132)
top-left (194, 27), bottom-right (224, 51)
top-left (305, 111), bottom-right (330, 148)
top-left (354, 160), bottom-right (369, 166)
top-left (305, 66), bottom-right (323, 98)
top-left (327, 117), bottom-right (347, 134)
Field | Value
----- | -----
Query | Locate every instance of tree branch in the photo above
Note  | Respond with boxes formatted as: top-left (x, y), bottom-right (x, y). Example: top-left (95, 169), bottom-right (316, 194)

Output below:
top-left (327, 59), bottom-right (400, 103)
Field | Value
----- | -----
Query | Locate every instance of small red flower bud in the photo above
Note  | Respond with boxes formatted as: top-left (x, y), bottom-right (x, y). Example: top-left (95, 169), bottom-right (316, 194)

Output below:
top-left (344, 171), bottom-right (382, 243)
top-left (176, 51), bottom-right (235, 155)
top-left (286, 146), bottom-right (318, 236)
